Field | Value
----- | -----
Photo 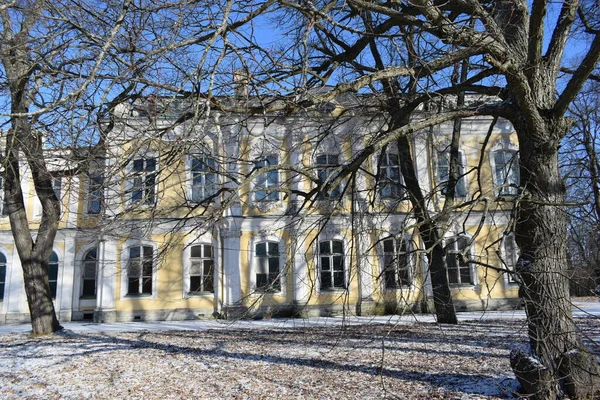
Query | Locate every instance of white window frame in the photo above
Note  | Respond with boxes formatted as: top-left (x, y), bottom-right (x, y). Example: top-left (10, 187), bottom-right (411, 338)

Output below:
top-left (185, 244), bottom-right (215, 296)
top-left (253, 241), bottom-right (282, 293)
top-left (501, 233), bottom-right (520, 285)
top-left (248, 236), bottom-right (286, 296)
top-left (318, 238), bottom-right (347, 291)
top-left (436, 150), bottom-right (468, 198)
top-left (188, 154), bottom-right (219, 203)
top-left (491, 149), bottom-right (520, 196)
top-left (86, 174), bottom-right (103, 215)
top-left (0, 175), bottom-right (7, 217)
top-left (120, 240), bottom-right (158, 300)
top-left (316, 153), bottom-right (342, 199)
top-left (182, 237), bottom-right (219, 299)
top-left (380, 236), bottom-right (413, 290)
top-left (127, 155), bottom-right (158, 206)
top-left (49, 250), bottom-right (60, 299)
top-left (253, 155), bottom-right (279, 202)
top-left (0, 251), bottom-right (6, 302)
top-left (444, 235), bottom-right (477, 287)
top-left (378, 152), bottom-right (404, 199)
top-left (81, 248), bottom-right (98, 298)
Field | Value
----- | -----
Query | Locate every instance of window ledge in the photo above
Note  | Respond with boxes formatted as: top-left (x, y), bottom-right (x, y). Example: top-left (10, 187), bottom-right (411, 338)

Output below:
top-left (124, 293), bottom-right (154, 299)
top-left (449, 284), bottom-right (479, 290)
top-left (79, 295), bottom-right (97, 300)
top-left (186, 292), bottom-right (214, 298)
top-left (319, 288), bottom-right (348, 293)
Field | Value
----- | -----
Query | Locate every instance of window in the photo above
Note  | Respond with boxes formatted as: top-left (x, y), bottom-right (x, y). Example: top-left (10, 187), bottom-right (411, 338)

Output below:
top-left (190, 155), bottom-right (217, 202)
top-left (131, 157), bottom-right (156, 205)
top-left (0, 176), bottom-right (7, 215)
top-left (254, 156), bottom-right (279, 201)
top-left (0, 253), bottom-right (6, 301)
top-left (127, 246), bottom-right (153, 295)
top-left (87, 175), bottom-right (103, 214)
top-left (437, 151), bottom-right (467, 197)
top-left (49, 251), bottom-right (59, 298)
top-left (445, 236), bottom-right (474, 285)
top-left (493, 150), bottom-right (519, 196)
top-left (316, 154), bottom-right (341, 199)
top-left (53, 177), bottom-right (62, 201)
top-left (379, 153), bottom-right (403, 198)
top-left (81, 248), bottom-right (98, 297)
top-left (382, 238), bottom-right (411, 288)
top-left (189, 245), bottom-right (214, 294)
top-left (255, 242), bottom-right (281, 292)
top-left (502, 234), bottom-right (520, 283)
top-left (319, 240), bottom-right (345, 290)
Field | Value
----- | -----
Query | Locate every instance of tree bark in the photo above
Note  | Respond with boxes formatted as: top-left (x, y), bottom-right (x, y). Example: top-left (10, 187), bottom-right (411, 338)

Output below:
top-left (511, 117), bottom-right (600, 399)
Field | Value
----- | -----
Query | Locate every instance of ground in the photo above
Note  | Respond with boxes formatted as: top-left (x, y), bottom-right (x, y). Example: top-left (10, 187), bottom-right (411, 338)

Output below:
top-left (0, 305), bottom-right (598, 399)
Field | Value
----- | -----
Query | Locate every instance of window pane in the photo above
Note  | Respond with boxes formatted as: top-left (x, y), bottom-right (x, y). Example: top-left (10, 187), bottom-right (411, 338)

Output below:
top-left (268, 257), bottom-right (279, 274)
top-left (190, 276), bottom-right (201, 292)
top-left (460, 265), bottom-right (472, 285)
top-left (319, 241), bottom-right (330, 254)
top-left (142, 277), bottom-right (152, 294)
top-left (133, 159), bottom-right (144, 172)
top-left (190, 261), bottom-right (202, 276)
top-left (143, 246), bottom-right (153, 259)
top-left (383, 239), bottom-right (394, 253)
top-left (332, 255), bottom-right (343, 272)
top-left (268, 243), bottom-right (279, 256)
top-left (82, 280), bottom-right (95, 297)
top-left (145, 158), bottom-right (156, 171)
top-left (128, 278), bottom-right (139, 294)
top-left (321, 256), bottom-right (330, 271)
top-left (49, 281), bottom-right (57, 298)
top-left (203, 245), bottom-right (212, 258)
top-left (191, 246), bottom-right (203, 258)
top-left (256, 273), bottom-right (267, 288)
top-left (320, 269), bottom-right (331, 289)
top-left (333, 271), bottom-right (344, 288)
top-left (256, 243), bottom-right (266, 256)
top-left (130, 246), bottom-right (140, 259)
top-left (332, 240), bottom-right (343, 254)
top-left (49, 262), bottom-right (58, 281)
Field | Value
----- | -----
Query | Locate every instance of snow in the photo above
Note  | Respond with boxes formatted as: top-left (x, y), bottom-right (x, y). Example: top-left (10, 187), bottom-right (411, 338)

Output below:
top-left (0, 303), bottom-right (598, 399)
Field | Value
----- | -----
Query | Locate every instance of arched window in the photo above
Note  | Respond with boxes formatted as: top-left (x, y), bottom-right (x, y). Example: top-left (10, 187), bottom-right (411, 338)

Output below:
top-left (382, 237), bottom-right (411, 288)
top-left (255, 242), bottom-right (281, 292)
top-left (0, 253), bottom-right (6, 301)
top-left (49, 251), bottom-right (59, 298)
top-left (189, 244), bottom-right (214, 294)
top-left (81, 248), bottom-right (98, 297)
top-left (319, 240), bottom-right (345, 289)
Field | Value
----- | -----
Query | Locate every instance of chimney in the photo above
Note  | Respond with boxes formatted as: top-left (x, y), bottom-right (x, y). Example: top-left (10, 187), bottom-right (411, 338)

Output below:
top-left (233, 69), bottom-right (249, 98)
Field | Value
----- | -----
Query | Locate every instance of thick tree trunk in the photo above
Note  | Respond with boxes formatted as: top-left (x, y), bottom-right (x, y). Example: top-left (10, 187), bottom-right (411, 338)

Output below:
top-left (22, 259), bottom-right (62, 335)
top-left (511, 120), bottom-right (599, 399)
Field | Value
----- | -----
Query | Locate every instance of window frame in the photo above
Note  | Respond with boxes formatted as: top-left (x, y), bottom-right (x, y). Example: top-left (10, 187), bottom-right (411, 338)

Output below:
top-left (491, 149), bottom-right (520, 197)
top-left (436, 150), bottom-right (468, 198)
top-left (189, 154), bottom-right (218, 203)
top-left (49, 251), bottom-right (59, 299)
top-left (381, 237), bottom-right (412, 290)
top-left (120, 241), bottom-right (157, 299)
top-left (253, 241), bottom-right (282, 293)
top-left (378, 152), bottom-right (404, 199)
top-left (316, 153), bottom-right (342, 199)
top-left (444, 235), bottom-right (476, 286)
top-left (187, 244), bottom-right (215, 295)
top-left (318, 239), bottom-right (346, 291)
top-left (501, 234), bottom-right (520, 285)
top-left (81, 248), bottom-right (98, 298)
top-left (254, 155), bottom-right (279, 202)
top-left (86, 174), bottom-right (103, 215)
top-left (0, 176), bottom-right (8, 216)
top-left (129, 156), bottom-right (157, 206)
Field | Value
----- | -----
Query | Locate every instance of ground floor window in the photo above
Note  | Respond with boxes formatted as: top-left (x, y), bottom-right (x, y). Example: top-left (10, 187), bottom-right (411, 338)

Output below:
top-left (49, 251), bottom-right (59, 298)
top-left (382, 237), bottom-right (411, 288)
top-left (189, 244), bottom-right (214, 294)
top-left (0, 253), bottom-right (6, 301)
top-left (255, 242), bottom-right (281, 292)
top-left (127, 246), bottom-right (153, 295)
top-left (319, 240), bottom-right (345, 290)
top-left (82, 248), bottom-right (98, 297)
top-left (445, 236), bottom-right (474, 285)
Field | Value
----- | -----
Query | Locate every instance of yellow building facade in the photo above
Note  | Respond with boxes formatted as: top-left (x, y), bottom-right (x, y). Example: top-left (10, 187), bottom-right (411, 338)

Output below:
top-left (0, 96), bottom-right (521, 323)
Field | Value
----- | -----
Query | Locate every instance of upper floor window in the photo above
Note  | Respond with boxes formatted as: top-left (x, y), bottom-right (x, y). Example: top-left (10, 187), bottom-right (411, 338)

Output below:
top-left (87, 175), bottom-right (103, 214)
top-left (49, 251), bottom-right (59, 298)
top-left (382, 237), bottom-right (411, 289)
top-left (316, 154), bottom-right (341, 199)
top-left (0, 253), bottom-right (6, 302)
top-left (189, 244), bottom-right (214, 294)
top-left (502, 234), bottom-right (520, 284)
top-left (444, 236), bottom-right (474, 285)
top-left (190, 155), bottom-right (218, 202)
top-left (319, 239), bottom-right (345, 290)
top-left (255, 242), bottom-right (281, 292)
top-left (131, 157), bottom-right (156, 205)
top-left (379, 153), bottom-right (403, 199)
top-left (81, 248), bottom-right (98, 298)
top-left (127, 245), bottom-right (153, 295)
top-left (492, 150), bottom-right (519, 196)
top-left (437, 151), bottom-right (467, 197)
top-left (254, 156), bottom-right (279, 202)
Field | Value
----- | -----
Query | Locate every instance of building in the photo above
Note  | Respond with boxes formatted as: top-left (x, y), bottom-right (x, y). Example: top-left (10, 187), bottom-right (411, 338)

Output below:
top-left (0, 94), bottom-right (521, 324)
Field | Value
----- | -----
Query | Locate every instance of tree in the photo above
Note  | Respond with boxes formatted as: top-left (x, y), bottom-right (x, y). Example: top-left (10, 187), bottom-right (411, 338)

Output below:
top-left (0, 0), bottom-right (275, 335)
top-left (246, 0), bottom-right (600, 397)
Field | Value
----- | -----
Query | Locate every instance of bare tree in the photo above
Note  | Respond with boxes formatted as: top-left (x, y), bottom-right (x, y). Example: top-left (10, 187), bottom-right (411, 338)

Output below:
top-left (241, 0), bottom-right (600, 397)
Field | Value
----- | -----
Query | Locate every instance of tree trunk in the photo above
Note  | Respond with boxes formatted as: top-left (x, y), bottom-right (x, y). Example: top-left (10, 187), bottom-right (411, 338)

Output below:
top-left (22, 259), bottom-right (62, 335)
top-left (396, 134), bottom-right (458, 324)
top-left (511, 119), bottom-right (599, 399)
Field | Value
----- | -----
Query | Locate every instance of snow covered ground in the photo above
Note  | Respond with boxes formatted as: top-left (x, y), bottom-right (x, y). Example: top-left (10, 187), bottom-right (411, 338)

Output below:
top-left (0, 303), bottom-right (598, 399)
